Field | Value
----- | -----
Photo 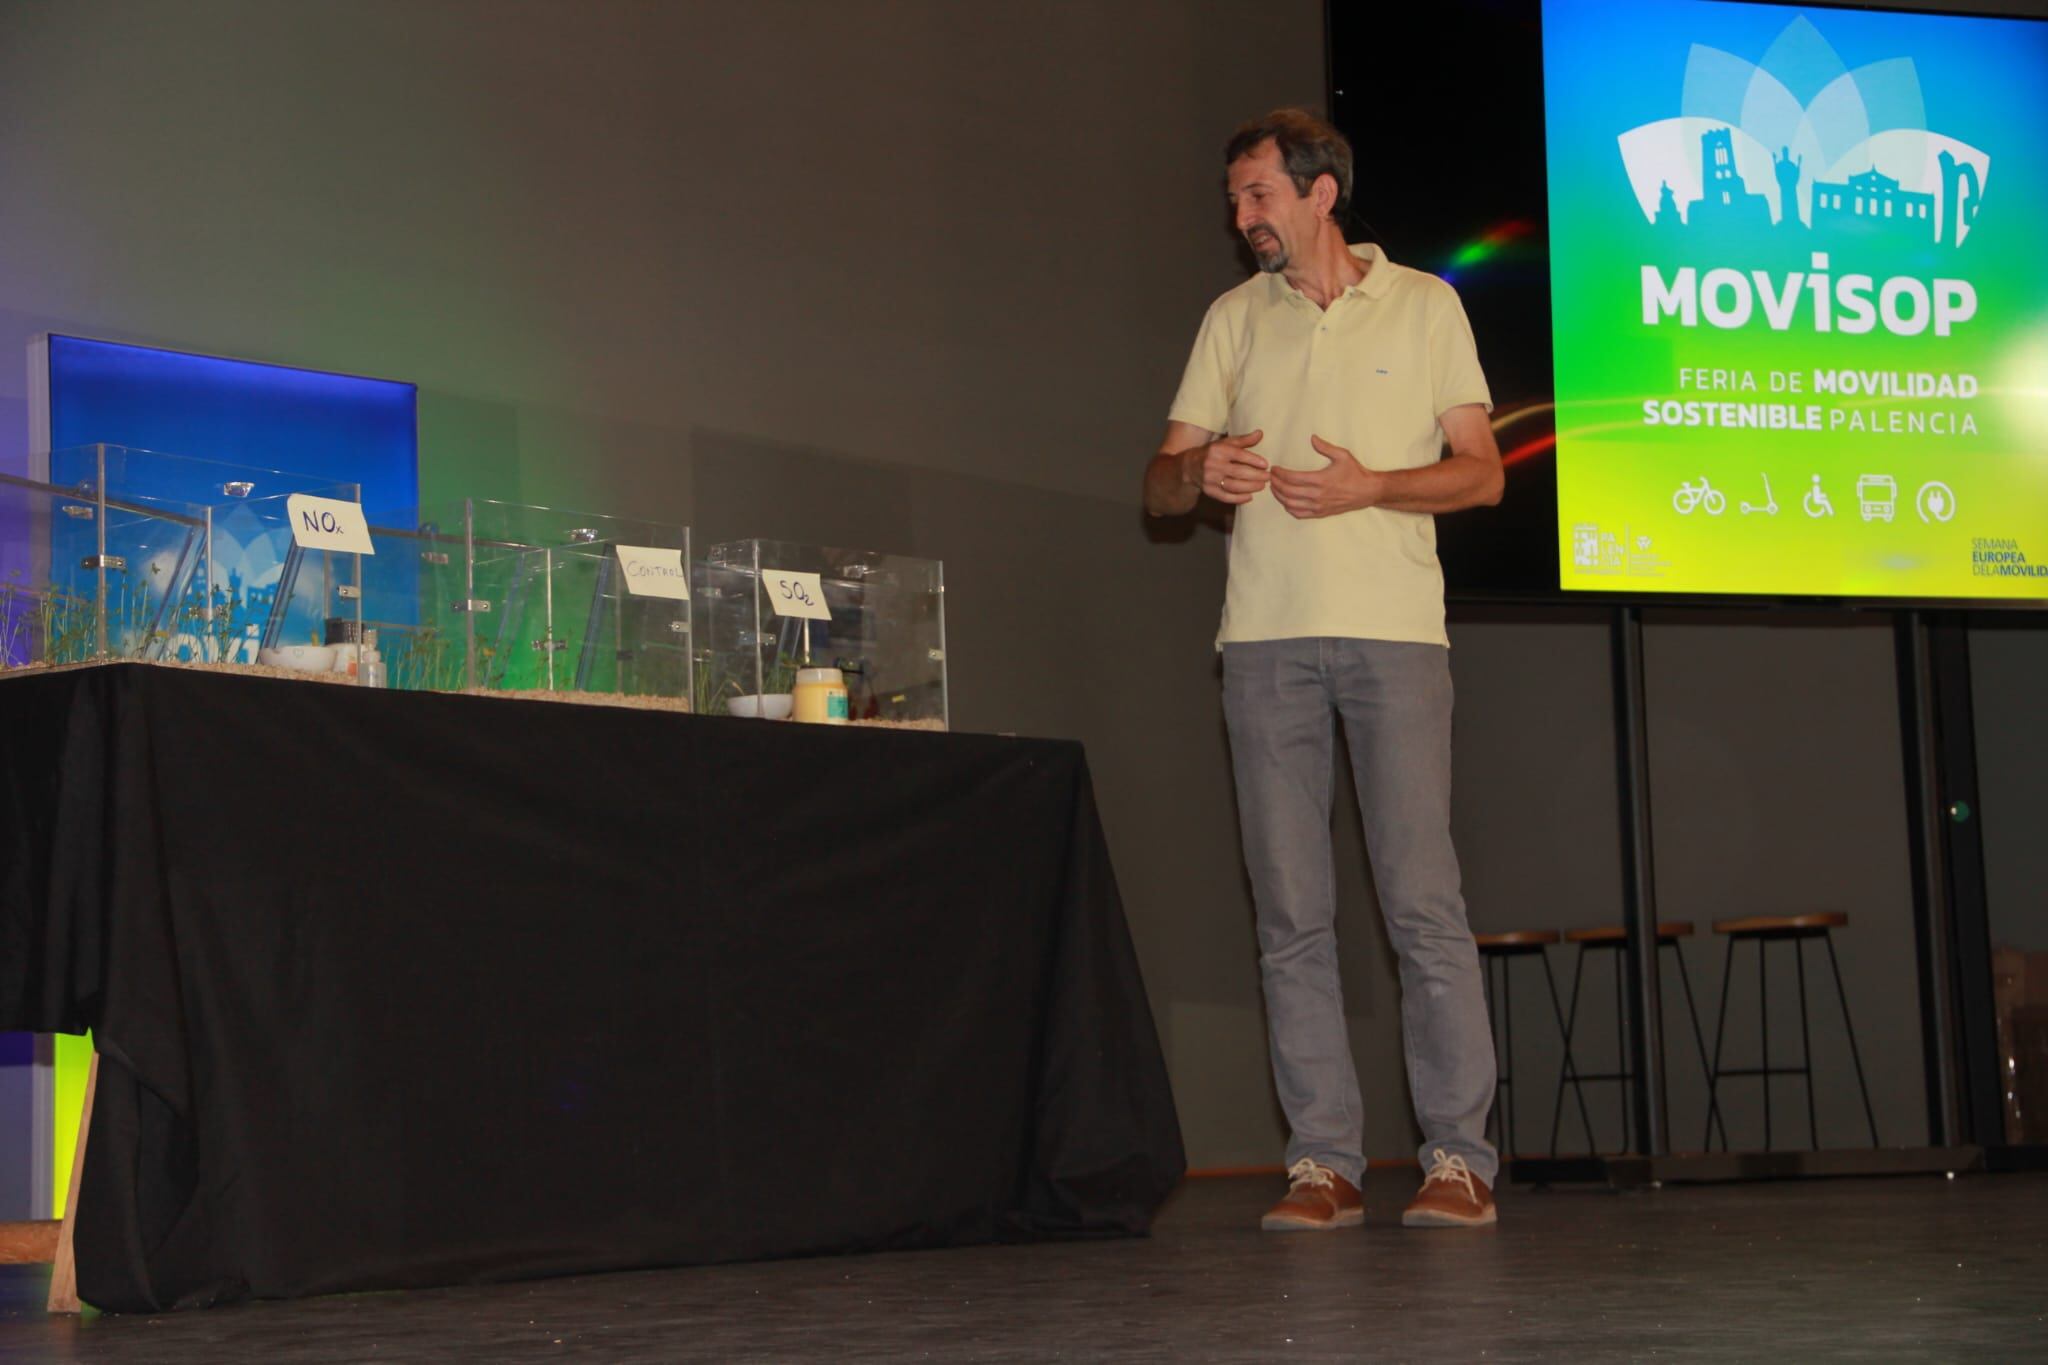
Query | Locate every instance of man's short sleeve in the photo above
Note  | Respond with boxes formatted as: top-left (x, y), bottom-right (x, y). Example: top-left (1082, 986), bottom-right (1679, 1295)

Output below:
top-left (1427, 285), bottom-right (1493, 417)
top-left (1166, 300), bottom-right (1237, 433)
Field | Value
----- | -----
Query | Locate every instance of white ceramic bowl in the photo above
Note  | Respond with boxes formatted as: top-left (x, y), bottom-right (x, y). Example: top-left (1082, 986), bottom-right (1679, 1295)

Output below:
top-left (726, 692), bottom-right (794, 720)
top-left (258, 644), bottom-right (339, 673)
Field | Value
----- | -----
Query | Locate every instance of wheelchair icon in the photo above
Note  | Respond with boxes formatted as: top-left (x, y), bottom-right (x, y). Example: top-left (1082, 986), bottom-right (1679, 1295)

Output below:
top-left (1803, 475), bottom-right (1836, 518)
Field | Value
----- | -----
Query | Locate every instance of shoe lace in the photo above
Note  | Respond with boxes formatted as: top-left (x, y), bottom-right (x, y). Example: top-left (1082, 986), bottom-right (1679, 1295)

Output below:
top-left (1420, 1149), bottom-right (1476, 1201)
top-left (1286, 1158), bottom-right (1336, 1192)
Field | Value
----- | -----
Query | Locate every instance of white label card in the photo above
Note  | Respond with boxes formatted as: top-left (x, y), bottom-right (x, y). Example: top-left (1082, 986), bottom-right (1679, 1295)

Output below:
top-left (762, 567), bottom-right (831, 620)
top-left (615, 545), bottom-right (690, 600)
top-left (286, 495), bottom-right (375, 555)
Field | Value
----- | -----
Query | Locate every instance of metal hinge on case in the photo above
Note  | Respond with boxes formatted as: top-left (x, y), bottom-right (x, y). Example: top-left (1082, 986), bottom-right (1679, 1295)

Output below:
top-left (452, 599), bottom-right (492, 613)
top-left (81, 555), bottom-right (126, 571)
top-left (337, 585), bottom-right (361, 600)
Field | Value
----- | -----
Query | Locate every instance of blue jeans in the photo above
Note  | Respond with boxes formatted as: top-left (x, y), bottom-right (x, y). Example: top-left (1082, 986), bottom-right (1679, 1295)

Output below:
top-left (1222, 637), bottom-right (1497, 1188)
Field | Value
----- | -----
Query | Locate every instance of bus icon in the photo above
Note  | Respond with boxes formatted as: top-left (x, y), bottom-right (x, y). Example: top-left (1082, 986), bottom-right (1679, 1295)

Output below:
top-left (1856, 475), bottom-right (1897, 523)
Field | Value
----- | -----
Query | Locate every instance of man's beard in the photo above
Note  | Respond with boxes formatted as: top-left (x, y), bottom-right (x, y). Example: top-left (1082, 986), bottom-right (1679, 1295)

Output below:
top-left (1248, 230), bottom-right (1288, 273)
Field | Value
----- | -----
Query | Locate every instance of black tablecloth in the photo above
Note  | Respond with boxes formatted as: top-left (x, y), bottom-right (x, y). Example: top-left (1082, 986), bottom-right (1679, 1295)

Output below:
top-left (0, 664), bottom-right (1183, 1311)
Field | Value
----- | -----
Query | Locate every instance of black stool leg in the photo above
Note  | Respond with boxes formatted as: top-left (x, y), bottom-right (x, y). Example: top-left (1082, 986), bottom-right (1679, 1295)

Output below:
top-left (1796, 935), bottom-right (1818, 1151)
top-left (1541, 949), bottom-right (1595, 1159)
top-left (1759, 936), bottom-right (1772, 1151)
top-left (1647, 941), bottom-right (1672, 1152)
top-left (1706, 935), bottom-right (1736, 1150)
top-left (1550, 945), bottom-right (1594, 1155)
top-left (1822, 932), bottom-right (1881, 1148)
top-left (1482, 955), bottom-right (1502, 1150)
top-left (1612, 944), bottom-right (1630, 1153)
top-left (1670, 941), bottom-right (1727, 1150)
top-left (1503, 956), bottom-right (1518, 1158)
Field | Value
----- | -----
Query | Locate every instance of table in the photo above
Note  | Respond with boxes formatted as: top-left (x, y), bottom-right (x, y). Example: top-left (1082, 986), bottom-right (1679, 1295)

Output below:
top-left (0, 664), bottom-right (1183, 1311)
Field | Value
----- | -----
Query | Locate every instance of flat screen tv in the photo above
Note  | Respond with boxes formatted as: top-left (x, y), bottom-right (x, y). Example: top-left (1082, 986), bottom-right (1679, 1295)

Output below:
top-left (1330, 0), bottom-right (2048, 607)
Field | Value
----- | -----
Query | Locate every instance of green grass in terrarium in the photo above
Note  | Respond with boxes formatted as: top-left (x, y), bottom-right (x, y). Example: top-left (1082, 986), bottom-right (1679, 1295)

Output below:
top-left (381, 626), bottom-right (465, 691)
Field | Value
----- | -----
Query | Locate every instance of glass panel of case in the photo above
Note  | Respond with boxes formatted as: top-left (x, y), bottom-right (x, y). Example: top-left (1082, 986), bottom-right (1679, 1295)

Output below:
top-left (698, 539), bottom-right (946, 727)
top-left (3, 444), bottom-right (363, 673)
top-left (364, 499), bottom-right (692, 702)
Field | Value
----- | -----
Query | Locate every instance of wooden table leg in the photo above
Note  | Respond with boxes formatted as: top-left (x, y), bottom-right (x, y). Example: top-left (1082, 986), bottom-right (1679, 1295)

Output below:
top-left (45, 1051), bottom-right (98, 1315)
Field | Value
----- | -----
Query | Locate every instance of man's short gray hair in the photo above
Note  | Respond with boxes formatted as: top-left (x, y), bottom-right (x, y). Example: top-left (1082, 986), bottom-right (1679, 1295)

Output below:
top-left (1225, 109), bottom-right (1354, 223)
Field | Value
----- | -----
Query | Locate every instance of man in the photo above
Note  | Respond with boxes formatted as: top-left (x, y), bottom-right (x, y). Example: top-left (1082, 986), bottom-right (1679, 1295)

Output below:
top-left (1143, 109), bottom-right (1503, 1230)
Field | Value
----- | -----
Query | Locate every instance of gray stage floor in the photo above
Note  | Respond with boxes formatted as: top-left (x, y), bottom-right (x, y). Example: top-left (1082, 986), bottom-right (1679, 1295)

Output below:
top-left (3, 1170), bottom-right (2044, 1362)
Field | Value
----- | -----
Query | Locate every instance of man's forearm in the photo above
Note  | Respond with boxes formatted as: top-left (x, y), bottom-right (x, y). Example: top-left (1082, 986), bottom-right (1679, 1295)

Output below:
top-left (1144, 448), bottom-right (1200, 516)
top-left (1367, 452), bottom-right (1503, 515)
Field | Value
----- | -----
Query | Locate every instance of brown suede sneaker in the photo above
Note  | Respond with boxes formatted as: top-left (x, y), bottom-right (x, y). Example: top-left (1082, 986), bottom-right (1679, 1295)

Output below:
top-left (1401, 1148), bottom-right (1498, 1227)
top-left (1260, 1158), bottom-right (1364, 1231)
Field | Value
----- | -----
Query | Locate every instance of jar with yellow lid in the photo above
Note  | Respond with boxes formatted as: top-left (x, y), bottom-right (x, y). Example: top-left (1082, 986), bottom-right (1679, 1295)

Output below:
top-left (792, 666), bottom-right (850, 724)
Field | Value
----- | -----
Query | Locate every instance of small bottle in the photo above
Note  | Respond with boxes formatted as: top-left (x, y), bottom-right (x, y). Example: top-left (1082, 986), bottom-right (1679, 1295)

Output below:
top-left (792, 666), bottom-right (849, 724)
top-left (363, 629), bottom-right (386, 688)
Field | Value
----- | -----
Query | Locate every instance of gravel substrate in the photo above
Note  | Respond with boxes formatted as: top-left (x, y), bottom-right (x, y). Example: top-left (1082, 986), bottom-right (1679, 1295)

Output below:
top-left (1, 658), bottom-right (947, 728)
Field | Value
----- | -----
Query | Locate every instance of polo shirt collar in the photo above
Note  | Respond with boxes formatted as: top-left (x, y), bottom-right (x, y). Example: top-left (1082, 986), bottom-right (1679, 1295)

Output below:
top-left (1265, 241), bottom-right (1395, 306)
top-left (1347, 242), bottom-right (1394, 299)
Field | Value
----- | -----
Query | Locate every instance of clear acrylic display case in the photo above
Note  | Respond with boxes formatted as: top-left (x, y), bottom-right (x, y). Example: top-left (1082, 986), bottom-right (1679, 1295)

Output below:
top-left (2, 444), bottom-right (364, 671)
top-left (698, 539), bottom-right (946, 727)
top-left (362, 500), bottom-right (692, 701)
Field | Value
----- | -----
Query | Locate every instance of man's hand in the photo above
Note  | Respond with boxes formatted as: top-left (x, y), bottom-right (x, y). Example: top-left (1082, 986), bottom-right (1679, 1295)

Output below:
top-left (1186, 429), bottom-right (1270, 505)
top-left (1269, 434), bottom-right (1384, 519)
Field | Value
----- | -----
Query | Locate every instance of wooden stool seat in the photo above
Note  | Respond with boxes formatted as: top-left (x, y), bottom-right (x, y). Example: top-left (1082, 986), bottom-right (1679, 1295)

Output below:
top-left (1476, 929), bottom-right (1560, 950)
top-left (1712, 912), bottom-right (1850, 937)
top-left (1562, 921), bottom-right (1695, 945)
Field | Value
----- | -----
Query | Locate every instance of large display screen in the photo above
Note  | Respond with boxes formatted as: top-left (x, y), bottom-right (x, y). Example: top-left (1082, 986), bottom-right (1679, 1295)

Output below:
top-left (33, 334), bottom-right (418, 524)
top-left (1543, 0), bottom-right (2048, 601)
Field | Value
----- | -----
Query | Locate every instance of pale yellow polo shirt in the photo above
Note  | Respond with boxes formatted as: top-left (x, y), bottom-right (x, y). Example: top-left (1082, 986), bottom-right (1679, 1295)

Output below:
top-left (1168, 243), bottom-right (1492, 648)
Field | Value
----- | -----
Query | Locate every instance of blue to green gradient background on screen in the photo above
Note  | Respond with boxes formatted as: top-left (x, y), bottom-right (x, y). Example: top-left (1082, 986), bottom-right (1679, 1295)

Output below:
top-left (1541, 0), bottom-right (2048, 599)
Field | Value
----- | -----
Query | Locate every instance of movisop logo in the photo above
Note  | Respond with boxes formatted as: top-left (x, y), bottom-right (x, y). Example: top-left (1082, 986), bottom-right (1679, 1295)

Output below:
top-left (1618, 16), bottom-right (1991, 339)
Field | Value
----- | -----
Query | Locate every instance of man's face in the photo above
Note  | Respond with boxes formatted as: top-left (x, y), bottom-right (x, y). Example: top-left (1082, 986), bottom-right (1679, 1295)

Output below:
top-left (1227, 139), bottom-right (1319, 274)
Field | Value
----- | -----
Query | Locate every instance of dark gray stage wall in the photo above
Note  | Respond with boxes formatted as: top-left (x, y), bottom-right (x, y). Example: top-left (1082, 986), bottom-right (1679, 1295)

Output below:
top-left (0, 1), bottom-right (2039, 1198)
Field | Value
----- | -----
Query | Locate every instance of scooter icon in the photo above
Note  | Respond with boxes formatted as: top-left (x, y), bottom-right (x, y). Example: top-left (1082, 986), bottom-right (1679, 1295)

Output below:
top-left (1741, 474), bottom-right (1778, 515)
top-left (1803, 475), bottom-right (1836, 518)
top-left (1673, 477), bottom-right (1727, 515)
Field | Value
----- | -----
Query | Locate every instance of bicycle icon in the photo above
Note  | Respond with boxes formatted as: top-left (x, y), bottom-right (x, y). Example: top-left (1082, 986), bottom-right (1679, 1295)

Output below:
top-left (1803, 475), bottom-right (1836, 518)
top-left (1673, 478), bottom-right (1727, 515)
